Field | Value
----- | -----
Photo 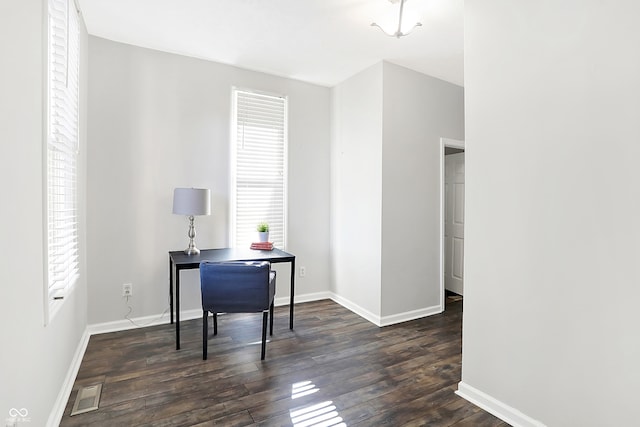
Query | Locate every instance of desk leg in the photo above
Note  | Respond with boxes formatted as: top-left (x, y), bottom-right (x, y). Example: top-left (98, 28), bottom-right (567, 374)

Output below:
top-left (176, 270), bottom-right (181, 350)
top-left (169, 258), bottom-right (174, 324)
top-left (290, 258), bottom-right (295, 329)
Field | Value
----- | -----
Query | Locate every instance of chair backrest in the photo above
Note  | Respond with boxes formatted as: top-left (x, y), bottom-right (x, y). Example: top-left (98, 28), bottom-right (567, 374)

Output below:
top-left (200, 261), bottom-right (273, 313)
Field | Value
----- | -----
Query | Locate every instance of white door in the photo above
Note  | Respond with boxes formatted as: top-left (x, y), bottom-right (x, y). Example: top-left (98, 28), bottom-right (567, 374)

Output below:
top-left (445, 152), bottom-right (465, 295)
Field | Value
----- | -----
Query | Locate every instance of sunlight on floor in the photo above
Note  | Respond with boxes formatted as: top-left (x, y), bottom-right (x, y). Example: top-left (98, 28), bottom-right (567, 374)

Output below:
top-left (291, 380), bottom-right (319, 399)
top-left (290, 381), bottom-right (346, 427)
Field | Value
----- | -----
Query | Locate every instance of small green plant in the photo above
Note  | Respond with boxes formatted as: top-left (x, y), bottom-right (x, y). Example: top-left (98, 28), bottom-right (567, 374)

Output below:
top-left (257, 222), bottom-right (269, 232)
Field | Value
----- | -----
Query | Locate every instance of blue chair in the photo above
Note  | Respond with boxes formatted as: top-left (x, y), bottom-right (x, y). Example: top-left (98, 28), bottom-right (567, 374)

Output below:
top-left (200, 261), bottom-right (276, 360)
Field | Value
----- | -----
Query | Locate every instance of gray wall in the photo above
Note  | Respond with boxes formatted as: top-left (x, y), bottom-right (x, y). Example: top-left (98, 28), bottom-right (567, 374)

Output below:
top-left (381, 62), bottom-right (464, 317)
top-left (87, 37), bottom-right (331, 324)
top-left (0, 1), bottom-right (89, 425)
top-left (330, 63), bottom-right (384, 318)
top-left (462, 1), bottom-right (640, 425)
top-left (330, 61), bottom-right (464, 323)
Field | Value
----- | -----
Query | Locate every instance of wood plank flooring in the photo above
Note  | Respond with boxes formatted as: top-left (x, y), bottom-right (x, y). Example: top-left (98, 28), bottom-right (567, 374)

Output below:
top-left (60, 299), bottom-right (509, 426)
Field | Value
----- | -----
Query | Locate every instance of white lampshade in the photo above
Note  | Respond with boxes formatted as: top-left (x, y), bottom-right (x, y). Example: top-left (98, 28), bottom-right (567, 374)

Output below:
top-left (172, 188), bottom-right (211, 216)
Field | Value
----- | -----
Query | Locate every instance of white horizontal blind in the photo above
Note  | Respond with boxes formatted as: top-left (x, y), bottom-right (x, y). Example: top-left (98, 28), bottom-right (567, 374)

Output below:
top-left (47, 0), bottom-right (79, 299)
top-left (231, 89), bottom-right (287, 249)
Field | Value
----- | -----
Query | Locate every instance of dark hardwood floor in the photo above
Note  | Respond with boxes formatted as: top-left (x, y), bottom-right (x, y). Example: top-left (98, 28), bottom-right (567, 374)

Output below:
top-left (60, 299), bottom-right (509, 426)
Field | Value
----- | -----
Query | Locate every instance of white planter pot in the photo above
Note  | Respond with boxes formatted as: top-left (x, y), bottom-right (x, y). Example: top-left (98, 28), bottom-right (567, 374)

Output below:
top-left (258, 231), bottom-right (269, 242)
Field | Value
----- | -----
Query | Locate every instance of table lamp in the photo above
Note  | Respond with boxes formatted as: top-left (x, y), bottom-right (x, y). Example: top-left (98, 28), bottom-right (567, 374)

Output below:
top-left (173, 188), bottom-right (211, 255)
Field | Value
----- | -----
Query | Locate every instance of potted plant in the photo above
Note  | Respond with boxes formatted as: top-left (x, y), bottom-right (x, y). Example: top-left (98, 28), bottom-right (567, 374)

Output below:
top-left (256, 222), bottom-right (269, 242)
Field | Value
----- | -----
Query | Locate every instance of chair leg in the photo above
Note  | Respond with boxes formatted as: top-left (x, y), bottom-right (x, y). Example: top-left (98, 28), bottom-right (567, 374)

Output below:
top-left (202, 311), bottom-right (208, 360)
top-left (213, 312), bottom-right (218, 335)
top-left (261, 311), bottom-right (268, 360)
top-left (269, 301), bottom-right (274, 336)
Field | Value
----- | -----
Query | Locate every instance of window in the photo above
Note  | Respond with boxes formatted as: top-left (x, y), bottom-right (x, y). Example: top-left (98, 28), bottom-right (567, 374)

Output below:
top-left (231, 88), bottom-right (288, 249)
top-left (46, 0), bottom-right (80, 312)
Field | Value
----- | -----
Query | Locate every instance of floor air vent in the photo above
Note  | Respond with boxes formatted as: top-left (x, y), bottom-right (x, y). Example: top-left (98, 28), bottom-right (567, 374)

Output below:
top-left (70, 384), bottom-right (102, 416)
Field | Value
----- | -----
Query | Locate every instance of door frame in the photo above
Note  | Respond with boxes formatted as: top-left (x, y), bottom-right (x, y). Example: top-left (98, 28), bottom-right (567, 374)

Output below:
top-left (439, 137), bottom-right (465, 311)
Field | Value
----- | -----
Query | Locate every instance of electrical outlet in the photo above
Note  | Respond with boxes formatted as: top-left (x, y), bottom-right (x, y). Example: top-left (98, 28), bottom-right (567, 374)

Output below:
top-left (299, 266), bottom-right (306, 277)
top-left (122, 283), bottom-right (133, 297)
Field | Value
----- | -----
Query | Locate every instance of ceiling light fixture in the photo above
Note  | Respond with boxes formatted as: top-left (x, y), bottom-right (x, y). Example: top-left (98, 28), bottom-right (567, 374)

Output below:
top-left (371, 0), bottom-right (422, 38)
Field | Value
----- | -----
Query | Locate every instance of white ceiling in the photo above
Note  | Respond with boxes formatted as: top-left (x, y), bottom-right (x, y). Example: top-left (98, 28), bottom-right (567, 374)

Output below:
top-left (77, 0), bottom-right (463, 87)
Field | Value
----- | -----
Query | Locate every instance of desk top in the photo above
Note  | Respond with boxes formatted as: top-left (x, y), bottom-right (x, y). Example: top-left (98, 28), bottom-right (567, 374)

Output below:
top-left (169, 247), bottom-right (295, 268)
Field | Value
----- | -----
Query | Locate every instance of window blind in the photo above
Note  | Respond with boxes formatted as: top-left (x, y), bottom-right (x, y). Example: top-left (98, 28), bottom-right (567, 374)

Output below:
top-left (231, 89), bottom-right (288, 249)
top-left (47, 0), bottom-right (79, 300)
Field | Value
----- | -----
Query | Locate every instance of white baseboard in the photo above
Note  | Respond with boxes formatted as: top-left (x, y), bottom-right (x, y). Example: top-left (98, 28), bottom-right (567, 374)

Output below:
top-left (328, 292), bottom-right (382, 326)
top-left (327, 292), bottom-right (443, 327)
top-left (89, 291), bottom-right (333, 336)
top-left (87, 308), bottom-right (202, 335)
top-left (86, 291), bottom-right (439, 336)
top-left (379, 304), bottom-right (442, 326)
top-left (456, 381), bottom-right (546, 427)
top-left (275, 291), bottom-right (332, 307)
top-left (46, 328), bottom-right (90, 427)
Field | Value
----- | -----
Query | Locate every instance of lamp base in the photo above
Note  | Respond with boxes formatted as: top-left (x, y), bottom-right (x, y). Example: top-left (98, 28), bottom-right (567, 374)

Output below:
top-left (183, 215), bottom-right (200, 255)
top-left (184, 246), bottom-right (200, 256)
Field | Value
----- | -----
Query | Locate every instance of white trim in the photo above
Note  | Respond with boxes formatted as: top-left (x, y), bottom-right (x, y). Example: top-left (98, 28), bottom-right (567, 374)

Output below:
top-left (87, 308), bottom-right (201, 336)
top-left (329, 292), bottom-right (382, 326)
top-left (46, 328), bottom-right (90, 427)
top-left (42, 0), bottom-right (51, 327)
top-left (329, 292), bottom-right (442, 327)
top-left (229, 87), bottom-right (237, 246)
top-left (57, 291), bottom-right (439, 343)
top-left (456, 382), bottom-right (547, 427)
top-left (379, 304), bottom-right (442, 326)
top-left (439, 137), bottom-right (465, 310)
top-left (274, 291), bottom-right (332, 307)
top-left (88, 290), bottom-right (335, 336)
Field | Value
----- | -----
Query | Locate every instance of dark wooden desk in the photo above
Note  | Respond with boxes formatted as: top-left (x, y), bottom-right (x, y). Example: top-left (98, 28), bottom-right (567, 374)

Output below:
top-left (169, 248), bottom-right (296, 350)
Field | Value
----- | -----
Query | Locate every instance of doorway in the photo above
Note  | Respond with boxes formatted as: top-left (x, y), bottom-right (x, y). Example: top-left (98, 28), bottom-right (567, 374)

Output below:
top-left (440, 138), bottom-right (465, 311)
